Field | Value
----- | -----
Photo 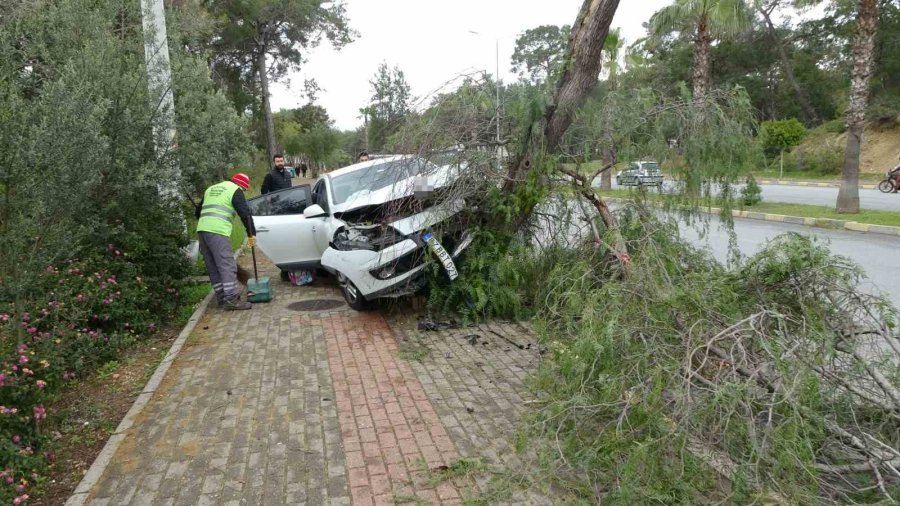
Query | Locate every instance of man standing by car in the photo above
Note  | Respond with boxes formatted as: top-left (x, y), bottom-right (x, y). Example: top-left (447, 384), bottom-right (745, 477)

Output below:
top-left (261, 153), bottom-right (292, 194)
top-left (196, 173), bottom-right (256, 310)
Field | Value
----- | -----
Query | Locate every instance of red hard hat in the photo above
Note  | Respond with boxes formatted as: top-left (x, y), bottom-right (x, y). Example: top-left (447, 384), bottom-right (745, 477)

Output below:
top-left (231, 173), bottom-right (250, 190)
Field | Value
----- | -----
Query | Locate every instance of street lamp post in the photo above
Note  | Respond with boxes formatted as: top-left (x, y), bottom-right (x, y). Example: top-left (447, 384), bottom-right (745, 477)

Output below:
top-left (468, 31), bottom-right (502, 168)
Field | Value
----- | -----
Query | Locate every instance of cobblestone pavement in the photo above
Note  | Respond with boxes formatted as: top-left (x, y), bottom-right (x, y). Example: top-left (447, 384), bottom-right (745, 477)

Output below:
top-left (387, 316), bottom-right (556, 504)
top-left (79, 252), bottom-right (551, 505)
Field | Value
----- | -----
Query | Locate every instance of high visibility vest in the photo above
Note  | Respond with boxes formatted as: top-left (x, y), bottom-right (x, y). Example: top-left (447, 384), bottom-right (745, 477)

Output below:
top-left (196, 181), bottom-right (239, 237)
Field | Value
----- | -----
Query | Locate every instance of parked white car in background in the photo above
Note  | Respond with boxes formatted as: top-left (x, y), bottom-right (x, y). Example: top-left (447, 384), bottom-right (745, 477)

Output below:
top-left (615, 160), bottom-right (664, 187)
top-left (247, 155), bottom-right (473, 309)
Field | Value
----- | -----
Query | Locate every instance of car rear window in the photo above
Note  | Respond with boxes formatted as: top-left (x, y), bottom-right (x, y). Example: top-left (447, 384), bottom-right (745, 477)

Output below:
top-left (642, 163), bottom-right (661, 173)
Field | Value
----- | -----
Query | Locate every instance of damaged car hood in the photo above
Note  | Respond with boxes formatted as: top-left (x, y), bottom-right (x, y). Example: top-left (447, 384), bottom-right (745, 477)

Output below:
top-left (333, 198), bottom-right (465, 235)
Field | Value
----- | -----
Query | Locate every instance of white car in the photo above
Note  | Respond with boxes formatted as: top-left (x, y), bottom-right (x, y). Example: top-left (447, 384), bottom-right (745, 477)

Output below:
top-left (247, 155), bottom-right (473, 309)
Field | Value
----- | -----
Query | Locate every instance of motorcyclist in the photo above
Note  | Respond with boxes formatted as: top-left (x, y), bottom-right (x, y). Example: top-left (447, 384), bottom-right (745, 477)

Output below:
top-left (891, 157), bottom-right (900, 193)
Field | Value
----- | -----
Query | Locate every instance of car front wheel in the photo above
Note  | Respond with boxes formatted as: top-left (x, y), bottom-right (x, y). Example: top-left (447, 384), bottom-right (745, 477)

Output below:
top-left (338, 272), bottom-right (372, 311)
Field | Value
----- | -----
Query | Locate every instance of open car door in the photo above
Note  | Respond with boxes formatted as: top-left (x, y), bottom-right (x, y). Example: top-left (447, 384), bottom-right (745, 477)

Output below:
top-left (247, 185), bottom-right (321, 271)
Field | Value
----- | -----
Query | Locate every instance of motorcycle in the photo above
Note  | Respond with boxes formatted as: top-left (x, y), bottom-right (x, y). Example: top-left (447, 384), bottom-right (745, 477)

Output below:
top-left (878, 170), bottom-right (899, 193)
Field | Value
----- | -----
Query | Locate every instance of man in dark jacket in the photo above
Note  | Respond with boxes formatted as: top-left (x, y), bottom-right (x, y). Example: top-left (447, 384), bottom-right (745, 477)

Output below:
top-left (261, 153), bottom-right (292, 194)
top-left (195, 173), bottom-right (256, 310)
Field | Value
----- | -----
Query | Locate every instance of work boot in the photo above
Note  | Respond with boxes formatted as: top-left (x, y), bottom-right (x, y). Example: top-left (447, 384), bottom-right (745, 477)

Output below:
top-left (223, 297), bottom-right (252, 311)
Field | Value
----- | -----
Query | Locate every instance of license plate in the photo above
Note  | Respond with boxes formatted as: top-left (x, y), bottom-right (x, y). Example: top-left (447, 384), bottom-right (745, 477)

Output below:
top-left (422, 232), bottom-right (459, 280)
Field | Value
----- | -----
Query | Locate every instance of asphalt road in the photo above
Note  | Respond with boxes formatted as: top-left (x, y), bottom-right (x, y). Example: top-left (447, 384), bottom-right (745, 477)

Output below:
top-left (750, 183), bottom-right (899, 212)
top-left (594, 178), bottom-right (900, 211)
top-left (679, 215), bottom-right (900, 303)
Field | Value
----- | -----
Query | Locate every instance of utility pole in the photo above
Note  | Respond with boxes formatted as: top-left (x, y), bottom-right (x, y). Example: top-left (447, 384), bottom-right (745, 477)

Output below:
top-left (141, 0), bottom-right (195, 257)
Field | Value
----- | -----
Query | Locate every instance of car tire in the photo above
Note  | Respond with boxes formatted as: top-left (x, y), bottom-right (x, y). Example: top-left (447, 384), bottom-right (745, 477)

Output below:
top-left (338, 272), bottom-right (373, 311)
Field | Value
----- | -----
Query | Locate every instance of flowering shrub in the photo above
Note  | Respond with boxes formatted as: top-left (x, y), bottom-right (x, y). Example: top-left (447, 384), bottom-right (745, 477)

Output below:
top-left (0, 244), bottom-right (187, 502)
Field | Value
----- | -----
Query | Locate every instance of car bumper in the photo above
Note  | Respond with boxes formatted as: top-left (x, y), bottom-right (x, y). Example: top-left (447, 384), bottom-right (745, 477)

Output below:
top-left (321, 230), bottom-right (473, 299)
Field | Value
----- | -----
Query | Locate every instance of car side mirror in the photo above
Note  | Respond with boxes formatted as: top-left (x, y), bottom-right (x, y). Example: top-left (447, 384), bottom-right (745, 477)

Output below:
top-left (303, 204), bottom-right (326, 219)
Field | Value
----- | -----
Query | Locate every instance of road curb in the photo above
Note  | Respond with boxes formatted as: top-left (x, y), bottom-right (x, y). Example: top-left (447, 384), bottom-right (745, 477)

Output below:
top-left (63, 246), bottom-right (246, 505)
top-left (711, 207), bottom-right (900, 236)
top-left (756, 179), bottom-right (878, 190)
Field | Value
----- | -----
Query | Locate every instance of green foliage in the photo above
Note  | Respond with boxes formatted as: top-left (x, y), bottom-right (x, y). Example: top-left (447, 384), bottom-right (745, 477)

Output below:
top-left (740, 174), bottom-right (762, 205)
top-left (510, 25), bottom-right (570, 84)
top-left (366, 63), bottom-right (412, 152)
top-left (784, 145), bottom-right (843, 175)
top-left (760, 118), bottom-right (806, 152)
top-left (202, 0), bottom-right (355, 114)
top-left (0, 0), bottom-right (253, 500)
top-left (458, 209), bottom-right (899, 504)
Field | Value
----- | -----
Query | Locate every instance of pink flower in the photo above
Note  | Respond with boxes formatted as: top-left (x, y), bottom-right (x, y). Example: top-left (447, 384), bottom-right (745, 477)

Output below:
top-left (11, 435), bottom-right (20, 444)
top-left (5, 476), bottom-right (13, 485)
top-left (13, 493), bottom-right (28, 505)
top-left (18, 356), bottom-right (28, 365)
top-left (20, 313), bottom-right (29, 323)
top-left (33, 405), bottom-right (45, 421)
top-left (0, 314), bottom-right (8, 322)
top-left (21, 368), bottom-right (32, 376)
top-left (16, 484), bottom-right (24, 492)
top-left (100, 283), bottom-right (107, 289)
top-left (35, 380), bottom-right (46, 390)
top-left (102, 299), bottom-right (111, 305)
top-left (26, 327), bottom-right (36, 335)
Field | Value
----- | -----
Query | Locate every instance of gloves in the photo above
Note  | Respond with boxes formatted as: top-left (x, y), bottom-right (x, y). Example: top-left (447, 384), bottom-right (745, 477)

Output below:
top-left (247, 236), bottom-right (257, 248)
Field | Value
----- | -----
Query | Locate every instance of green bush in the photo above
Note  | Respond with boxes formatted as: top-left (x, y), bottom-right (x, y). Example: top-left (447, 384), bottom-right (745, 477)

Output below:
top-left (760, 118), bottom-right (806, 157)
top-left (784, 146), bottom-right (844, 175)
top-left (0, 0), bottom-right (251, 501)
top-left (741, 174), bottom-right (763, 206)
top-left (821, 118), bottom-right (847, 134)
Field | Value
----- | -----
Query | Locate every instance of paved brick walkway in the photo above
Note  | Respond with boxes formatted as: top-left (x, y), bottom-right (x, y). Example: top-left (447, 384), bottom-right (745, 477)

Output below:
top-left (77, 252), bottom-right (549, 505)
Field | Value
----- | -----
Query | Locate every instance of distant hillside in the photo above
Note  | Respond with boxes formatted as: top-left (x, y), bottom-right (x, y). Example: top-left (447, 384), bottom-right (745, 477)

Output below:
top-left (795, 123), bottom-right (900, 174)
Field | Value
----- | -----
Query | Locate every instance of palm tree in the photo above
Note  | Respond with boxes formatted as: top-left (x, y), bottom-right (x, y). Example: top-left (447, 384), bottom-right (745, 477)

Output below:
top-left (836, 0), bottom-right (880, 214)
top-left (650, 0), bottom-right (752, 99)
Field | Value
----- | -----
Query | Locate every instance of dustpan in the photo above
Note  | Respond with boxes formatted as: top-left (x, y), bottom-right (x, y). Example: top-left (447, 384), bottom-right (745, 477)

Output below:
top-left (246, 246), bottom-right (273, 303)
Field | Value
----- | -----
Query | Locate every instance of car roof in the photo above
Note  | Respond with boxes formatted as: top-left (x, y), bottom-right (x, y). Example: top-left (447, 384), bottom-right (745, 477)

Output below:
top-left (324, 155), bottom-right (415, 180)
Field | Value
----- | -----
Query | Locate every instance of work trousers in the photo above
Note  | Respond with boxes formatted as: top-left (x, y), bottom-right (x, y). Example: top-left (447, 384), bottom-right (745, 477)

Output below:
top-left (198, 232), bottom-right (238, 300)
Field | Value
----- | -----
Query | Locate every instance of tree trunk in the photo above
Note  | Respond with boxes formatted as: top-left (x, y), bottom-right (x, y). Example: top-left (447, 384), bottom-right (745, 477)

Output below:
top-left (600, 154), bottom-right (613, 189)
top-left (836, 0), bottom-right (879, 214)
top-left (504, 0), bottom-right (621, 191)
top-left (692, 17), bottom-right (711, 100)
top-left (256, 47), bottom-right (277, 164)
top-left (759, 6), bottom-right (820, 125)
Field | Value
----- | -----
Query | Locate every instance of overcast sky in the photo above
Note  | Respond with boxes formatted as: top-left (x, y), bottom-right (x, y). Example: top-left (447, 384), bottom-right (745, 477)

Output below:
top-left (270, 0), bottom-right (671, 130)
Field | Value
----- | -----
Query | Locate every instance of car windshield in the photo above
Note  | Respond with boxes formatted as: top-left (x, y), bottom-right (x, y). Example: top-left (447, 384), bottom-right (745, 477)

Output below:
top-left (330, 158), bottom-right (434, 205)
top-left (642, 162), bottom-right (661, 173)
